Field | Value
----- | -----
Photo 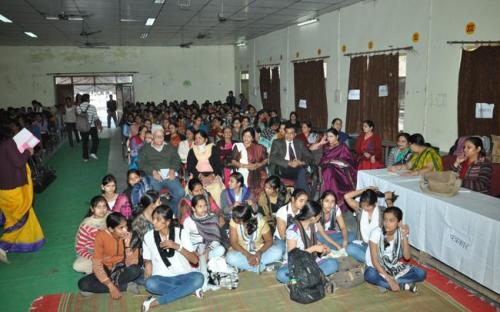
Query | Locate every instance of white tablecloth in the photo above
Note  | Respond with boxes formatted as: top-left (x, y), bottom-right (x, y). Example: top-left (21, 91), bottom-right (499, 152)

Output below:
top-left (357, 169), bottom-right (500, 294)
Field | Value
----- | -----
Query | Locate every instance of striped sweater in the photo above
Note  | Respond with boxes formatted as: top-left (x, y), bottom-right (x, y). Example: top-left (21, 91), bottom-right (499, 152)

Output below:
top-left (75, 217), bottom-right (107, 259)
top-left (452, 157), bottom-right (493, 194)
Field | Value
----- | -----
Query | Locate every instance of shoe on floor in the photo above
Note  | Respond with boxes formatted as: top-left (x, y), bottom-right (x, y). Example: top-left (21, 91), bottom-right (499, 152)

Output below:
top-left (0, 248), bottom-right (9, 264)
top-left (90, 153), bottom-right (98, 160)
top-left (402, 283), bottom-right (418, 293)
top-left (142, 296), bottom-right (156, 312)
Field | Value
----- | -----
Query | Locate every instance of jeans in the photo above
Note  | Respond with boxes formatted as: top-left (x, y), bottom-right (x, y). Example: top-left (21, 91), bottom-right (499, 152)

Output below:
top-left (145, 272), bottom-right (204, 305)
top-left (364, 266), bottom-right (427, 289)
top-left (149, 177), bottom-right (185, 217)
top-left (107, 111), bottom-right (118, 128)
top-left (274, 238), bottom-right (286, 258)
top-left (80, 127), bottom-right (99, 160)
top-left (276, 258), bottom-right (338, 284)
top-left (65, 122), bottom-right (80, 147)
top-left (317, 231), bottom-right (356, 250)
top-left (346, 241), bottom-right (368, 263)
top-left (226, 244), bottom-right (283, 273)
top-left (78, 264), bottom-right (141, 293)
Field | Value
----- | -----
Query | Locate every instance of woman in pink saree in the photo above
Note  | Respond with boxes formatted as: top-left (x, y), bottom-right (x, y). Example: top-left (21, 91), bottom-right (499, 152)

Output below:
top-left (310, 128), bottom-right (357, 212)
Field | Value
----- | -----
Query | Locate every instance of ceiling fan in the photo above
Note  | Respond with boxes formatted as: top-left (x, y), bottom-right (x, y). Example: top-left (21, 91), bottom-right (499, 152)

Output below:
top-left (179, 41), bottom-right (193, 48)
top-left (217, 0), bottom-right (246, 23)
top-left (45, 11), bottom-right (90, 21)
top-left (79, 37), bottom-right (109, 49)
top-left (80, 20), bottom-right (101, 37)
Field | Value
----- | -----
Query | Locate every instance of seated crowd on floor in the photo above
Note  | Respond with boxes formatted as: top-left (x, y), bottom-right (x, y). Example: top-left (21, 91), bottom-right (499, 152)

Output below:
top-left (68, 92), bottom-right (493, 310)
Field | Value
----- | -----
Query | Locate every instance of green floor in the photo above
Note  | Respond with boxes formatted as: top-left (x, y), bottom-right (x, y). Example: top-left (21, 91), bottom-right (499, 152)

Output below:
top-left (0, 140), bottom-right (110, 312)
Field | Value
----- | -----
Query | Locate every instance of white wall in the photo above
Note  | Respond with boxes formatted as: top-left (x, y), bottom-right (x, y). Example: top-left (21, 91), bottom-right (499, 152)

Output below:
top-left (0, 45), bottom-right (235, 108)
top-left (236, 0), bottom-right (500, 150)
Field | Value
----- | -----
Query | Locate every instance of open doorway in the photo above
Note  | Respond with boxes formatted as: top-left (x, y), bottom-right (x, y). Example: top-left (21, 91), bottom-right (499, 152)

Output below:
top-left (73, 85), bottom-right (117, 128)
top-left (54, 74), bottom-right (134, 129)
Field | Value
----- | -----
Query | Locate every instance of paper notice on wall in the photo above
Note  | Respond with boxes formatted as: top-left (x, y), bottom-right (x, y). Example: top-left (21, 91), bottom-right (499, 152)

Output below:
top-left (378, 85), bottom-right (388, 97)
top-left (298, 99), bottom-right (307, 108)
top-left (475, 103), bottom-right (494, 119)
top-left (263, 92), bottom-right (268, 99)
top-left (348, 89), bottom-right (360, 100)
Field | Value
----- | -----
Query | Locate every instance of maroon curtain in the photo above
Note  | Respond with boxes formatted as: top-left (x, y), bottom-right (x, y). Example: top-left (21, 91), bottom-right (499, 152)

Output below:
top-left (346, 56), bottom-right (368, 134)
top-left (270, 67), bottom-right (281, 117)
top-left (458, 46), bottom-right (500, 136)
top-left (259, 68), bottom-right (271, 109)
top-left (365, 53), bottom-right (399, 141)
top-left (293, 60), bottom-right (328, 128)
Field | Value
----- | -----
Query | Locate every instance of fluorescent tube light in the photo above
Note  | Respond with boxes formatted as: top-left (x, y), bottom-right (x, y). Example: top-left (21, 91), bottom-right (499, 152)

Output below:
top-left (24, 32), bottom-right (38, 38)
top-left (297, 18), bottom-right (318, 27)
top-left (120, 18), bottom-right (138, 22)
top-left (145, 18), bottom-right (155, 26)
top-left (68, 16), bottom-right (84, 21)
top-left (45, 16), bottom-right (59, 20)
top-left (0, 14), bottom-right (13, 23)
top-left (236, 42), bottom-right (246, 47)
top-left (140, 33), bottom-right (149, 39)
top-left (154, 0), bottom-right (165, 3)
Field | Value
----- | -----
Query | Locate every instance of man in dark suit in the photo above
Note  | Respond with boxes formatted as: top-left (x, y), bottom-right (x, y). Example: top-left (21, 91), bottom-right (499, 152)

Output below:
top-left (270, 123), bottom-right (314, 194)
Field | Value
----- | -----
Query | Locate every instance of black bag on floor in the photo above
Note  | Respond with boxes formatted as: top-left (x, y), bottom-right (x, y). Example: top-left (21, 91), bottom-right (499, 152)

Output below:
top-left (29, 156), bottom-right (57, 193)
top-left (288, 248), bottom-right (331, 304)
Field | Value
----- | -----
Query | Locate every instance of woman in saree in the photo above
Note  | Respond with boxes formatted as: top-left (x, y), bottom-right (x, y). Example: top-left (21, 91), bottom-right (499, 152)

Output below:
top-left (355, 120), bottom-right (383, 170)
top-left (0, 127), bottom-right (45, 262)
top-left (389, 133), bottom-right (442, 176)
top-left (216, 127), bottom-right (236, 188)
top-left (310, 128), bottom-right (357, 212)
top-left (231, 127), bottom-right (268, 196)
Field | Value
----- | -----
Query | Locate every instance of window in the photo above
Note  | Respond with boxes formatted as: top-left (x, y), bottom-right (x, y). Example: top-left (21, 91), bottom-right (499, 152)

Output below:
top-left (398, 54), bottom-right (407, 131)
top-left (55, 77), bottom-right (71, 84)
top-left (240, 72), bottom-right (249, 80)
top-left (323, 61), bottom-right (327, 79)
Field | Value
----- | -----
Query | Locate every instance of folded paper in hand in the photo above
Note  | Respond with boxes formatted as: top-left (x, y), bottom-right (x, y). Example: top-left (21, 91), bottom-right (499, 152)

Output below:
top-left (13, 128), bottom-right (40, 153)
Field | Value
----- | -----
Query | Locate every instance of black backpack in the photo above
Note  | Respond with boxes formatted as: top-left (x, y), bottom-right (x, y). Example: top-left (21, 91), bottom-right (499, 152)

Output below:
top-left (287, 222), bottom-right (333, 304)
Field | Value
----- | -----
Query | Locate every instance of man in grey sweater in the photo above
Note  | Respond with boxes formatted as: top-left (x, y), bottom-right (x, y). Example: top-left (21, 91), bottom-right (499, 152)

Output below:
top-left (138, 128), bottom-right (185, 215)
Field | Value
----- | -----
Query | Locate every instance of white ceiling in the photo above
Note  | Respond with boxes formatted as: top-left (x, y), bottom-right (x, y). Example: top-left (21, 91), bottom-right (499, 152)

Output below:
top-left (0, 0), bottom-right (363, 46)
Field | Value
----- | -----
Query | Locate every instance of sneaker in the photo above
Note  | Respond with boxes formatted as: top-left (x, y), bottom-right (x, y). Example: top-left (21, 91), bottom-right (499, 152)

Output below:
top-left (90, 153), bottom-right (98, 160)
top-left (402, 283), bottom-right (418, 293)
top-left (141, 296), bottom-right (156, 312)
top-left (127, 282), bottom-right (140, 294)
top-left (194, 289), bottom-right (204, 299)
top-left (264, 261), bottom-right (283, 272)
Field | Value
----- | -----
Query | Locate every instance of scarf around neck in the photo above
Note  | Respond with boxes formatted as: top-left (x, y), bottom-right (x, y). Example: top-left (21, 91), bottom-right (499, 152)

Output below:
top-left (378, 228), bottom-right (409, 277)
top-left (153, 225), bottom-right (176, 268)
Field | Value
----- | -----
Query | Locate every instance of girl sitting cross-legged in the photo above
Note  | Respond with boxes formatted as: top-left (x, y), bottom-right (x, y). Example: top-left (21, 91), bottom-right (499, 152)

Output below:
top-left (141, 205), bottom-right (204, 312)
top-left (73, 195), bottom-right (110, 274)
top-left (276, 200), bottom-right (338, 284)
top-left (77, 212), bottom-right (141, 300)
top-left (364, 207), bottom-right (426, 292)
top-left (225, 205), bottom-right (283, 273)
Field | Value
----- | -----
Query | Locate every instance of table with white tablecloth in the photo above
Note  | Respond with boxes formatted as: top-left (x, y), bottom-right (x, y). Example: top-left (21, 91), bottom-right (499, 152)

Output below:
top-left (357, 169), bottom-right (500, 294)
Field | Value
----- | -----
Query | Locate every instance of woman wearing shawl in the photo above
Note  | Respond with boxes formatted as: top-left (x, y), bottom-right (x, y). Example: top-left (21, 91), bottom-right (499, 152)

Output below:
top-left (231, 128), bottom-right (268, 196)
top-left (364, 207), bottom-right (426, 293)
top-left (216, 127), bottom-right (236, 188)
top-left (389, 133), bottom-right (442, 176)
top-left (220, 172), bottom-right (257, 221)
top-left (386, 132), bottom-right (412, 167)
top-left (183, 195), bottom-right (226, 291)
top-left (310, 128), bottom-right (356, 212)
top-left (355, 120), bottom-right (384, 170)
top-left (178, 178), bottom-right (222, 225)
top-left (0, 127), bottom-right (45, 263)
top-left (141, 205), bottom-right (203, 311)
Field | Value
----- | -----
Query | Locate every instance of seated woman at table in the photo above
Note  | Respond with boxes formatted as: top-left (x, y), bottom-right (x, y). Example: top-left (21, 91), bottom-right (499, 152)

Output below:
top-left (451, 137), bottom-right (492, 194)
top-left (389, 133), bottom-right (442, 176)
top-left (310, 127), bottom-right (357, 212)
top-left (355, 120), bottom-right (384, 170)
top-left (364, 207), bottom-right (426, 293)
top-left (386, 132), bottom-right (412, 167)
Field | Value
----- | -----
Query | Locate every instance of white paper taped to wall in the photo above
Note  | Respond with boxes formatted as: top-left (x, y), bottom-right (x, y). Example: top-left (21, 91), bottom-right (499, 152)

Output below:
top-left (348, 89), bottom-right (360, 100)
top-left (298, 99), bottom-right (307, 108)
top-left (475, 103), bottom-right (494, 119)
top-left (378, 85), bottom-right (388, 97)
